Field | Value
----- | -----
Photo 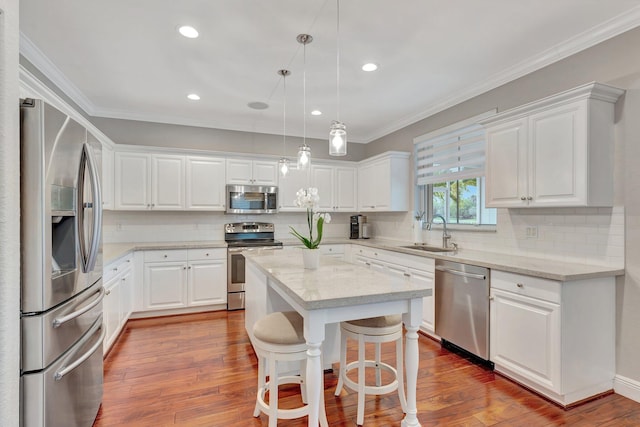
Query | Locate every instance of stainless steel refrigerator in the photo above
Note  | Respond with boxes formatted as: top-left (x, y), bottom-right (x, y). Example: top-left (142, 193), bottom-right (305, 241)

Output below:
top-left (20, 98), bottom-right (104, 427)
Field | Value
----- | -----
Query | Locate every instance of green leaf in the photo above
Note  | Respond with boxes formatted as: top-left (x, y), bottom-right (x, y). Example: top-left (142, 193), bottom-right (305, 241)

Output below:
top-left (289, 226), bottom-right (313, 249)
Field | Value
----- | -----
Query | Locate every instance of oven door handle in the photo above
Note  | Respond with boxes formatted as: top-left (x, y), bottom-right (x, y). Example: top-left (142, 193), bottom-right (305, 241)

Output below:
top-left (228, 246), bottom-right (283, 253)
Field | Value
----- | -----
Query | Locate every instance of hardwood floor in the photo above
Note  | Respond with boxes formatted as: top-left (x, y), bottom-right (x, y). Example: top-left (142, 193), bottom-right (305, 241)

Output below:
top-left (94, 311), bottom-right (640, 426)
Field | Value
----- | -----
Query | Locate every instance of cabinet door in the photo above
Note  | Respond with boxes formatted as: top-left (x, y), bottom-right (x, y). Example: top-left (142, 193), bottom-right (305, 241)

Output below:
top-left (144, 262), bottom-right (188, 310)
top-left (311, 165), bottom-right (335, 211)
top-left (119, 268), bottom-right (133, 320)
top-left (226, 159), bottom-right (254, 184)
top-left (358, 163), bottom-right (374, 211)
top-left (188, 259), bottom-right (227, 306)
top-left (103, 277), bottom-right (121, 353)
top-left (278, 167), bottom-right (309, 211)
top-left (485, 119), bottom-right (528, 207)
top-left (186, 156), bottom-right (226, 210)
top-left (151, 154), bottom-right (185, 210)
top-left (114, 152), bottom-right (150, 210)
top-left (335, 166), bottom-right (357, 211)
top-left (371, 160), bottom-right (391, 210)
top-left (252, 161), bottom-right (278, 185)
top-left (529, 102), bottom-right (587, 206)
top-left (490, 288), bottom-right (561, 392)
top-left (101, 143), bottom-right (114, 210)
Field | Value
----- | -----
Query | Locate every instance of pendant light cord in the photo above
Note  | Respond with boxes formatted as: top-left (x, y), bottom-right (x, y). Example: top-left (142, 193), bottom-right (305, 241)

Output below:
top-left (336, 0), bottom-right (340, 122)
top-left (283, 73), bottom-right (287, 153)
top-left (303, 40), bottom-right (307, 148)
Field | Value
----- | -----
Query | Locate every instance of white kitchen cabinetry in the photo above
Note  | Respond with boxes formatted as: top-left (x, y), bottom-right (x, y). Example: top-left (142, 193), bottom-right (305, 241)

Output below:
top-left (483, 82), bottom-right (624, 208)
top-left (185, 156), bottom-right (226, 210)
top-left (103, 253), bottom-right (134, 354)
top-left (490, 270), bottom-right (615, 406)
top-left (114, 152), bottom-right (185, 210)
top-left (226, 159), bottom-right (278, 185)
top-left (352, 245), bottom-right (435, 336)
top-left (101, 142), bottom-right (114, 210)
top-left (311, 164), bottom-right (357, 212)
top-left (141, 248), bottom-right (227, 314)
top-left (278, 166), bottom-right (310, 212)
top-left (358, 152), bottom-right (410, 212)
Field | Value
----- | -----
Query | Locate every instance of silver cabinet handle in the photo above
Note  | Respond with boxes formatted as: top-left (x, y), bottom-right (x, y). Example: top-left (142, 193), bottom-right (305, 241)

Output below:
top-left (183, 266), bottom-right (187, 270)
top-left (435, 265), bottom-right (486, 280)
top-left (516, 283), bottom-right (524, 288)
top-left (527, 196), bottom-right (533, 201)
top-left (105, 289), bottom-right (111, 296)
top-left (53, 287), bottom-right (105, 328)
top-left (188, 266), bottom-right (192, 269)
top-left (403, 272), bottom-right (411, 278)
top-left (164, 254), bottom-right (168, 258)
top-left (489, 296), bottom-right (494, 301)
top-left (520, 196), bottom-right (526, 201)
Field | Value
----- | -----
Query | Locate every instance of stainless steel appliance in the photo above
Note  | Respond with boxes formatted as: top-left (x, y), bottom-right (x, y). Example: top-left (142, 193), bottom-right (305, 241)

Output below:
top-left (350, 215), bottom-right (367, 239)
top-left (20, 98), bottom-right (105, 427)
top-left (225, 222), bottom-right (283, 310)
top-left (225, 184), bottom-right (278, 214)
top-left (435, 259), bottom-right (492, 367)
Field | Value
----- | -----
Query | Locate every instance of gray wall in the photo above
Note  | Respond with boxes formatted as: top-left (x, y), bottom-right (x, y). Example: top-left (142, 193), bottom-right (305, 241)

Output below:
top-left (90, 116), bottom-right (368, 161)
top-left (366, 26), bottom-right (640, 386)
top-left (0, 1), bottom-right (21, 425)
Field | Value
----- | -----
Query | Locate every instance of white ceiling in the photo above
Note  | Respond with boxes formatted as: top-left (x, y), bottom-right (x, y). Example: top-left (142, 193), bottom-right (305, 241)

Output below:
top-left (19, 0), bottom-right (640, 143)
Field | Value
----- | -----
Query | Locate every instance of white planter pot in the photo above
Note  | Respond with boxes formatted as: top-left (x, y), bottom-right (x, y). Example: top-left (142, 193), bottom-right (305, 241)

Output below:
top-left (302, 248), bottom-right (320, 270)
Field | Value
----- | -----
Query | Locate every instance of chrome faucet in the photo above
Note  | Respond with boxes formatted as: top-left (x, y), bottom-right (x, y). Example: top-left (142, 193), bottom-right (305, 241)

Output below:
top-left (427, 215), bottom-right (451, 248)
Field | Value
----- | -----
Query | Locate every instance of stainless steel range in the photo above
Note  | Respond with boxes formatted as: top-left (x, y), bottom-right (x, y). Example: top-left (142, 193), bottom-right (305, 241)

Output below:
top-left (225, 222), bottom-right (283, 310)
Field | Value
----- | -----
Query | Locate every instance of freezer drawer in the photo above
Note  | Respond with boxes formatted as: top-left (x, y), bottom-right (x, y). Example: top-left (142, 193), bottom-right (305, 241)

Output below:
top-left (21, 280), bottom-right (104, 373)
top-left (21, 316), bottom-right (105, 427)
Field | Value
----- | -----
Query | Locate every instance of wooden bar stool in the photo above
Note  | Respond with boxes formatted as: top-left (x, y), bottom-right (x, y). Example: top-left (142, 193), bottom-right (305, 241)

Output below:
top-left (334, 315), bottom-right (406, 426)
top-left (252, 311), bottom-right (328, 427)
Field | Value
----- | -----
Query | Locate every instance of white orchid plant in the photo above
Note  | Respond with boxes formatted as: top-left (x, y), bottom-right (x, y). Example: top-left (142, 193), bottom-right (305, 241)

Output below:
top-left (290, 187), bottom-right (332, 249)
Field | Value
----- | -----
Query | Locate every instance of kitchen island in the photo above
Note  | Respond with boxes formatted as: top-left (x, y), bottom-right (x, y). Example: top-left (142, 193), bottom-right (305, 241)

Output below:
top-left (244, 250), bottom-right (432, 427)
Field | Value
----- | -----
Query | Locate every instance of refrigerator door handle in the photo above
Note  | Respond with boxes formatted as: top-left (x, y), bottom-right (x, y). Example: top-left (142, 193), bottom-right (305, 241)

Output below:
top-left (52, 286), bottom-right (105, 328)
top-left (78, 142), bottom-right (102, 273)
top-left (54, 321), bottom-right (105, 381)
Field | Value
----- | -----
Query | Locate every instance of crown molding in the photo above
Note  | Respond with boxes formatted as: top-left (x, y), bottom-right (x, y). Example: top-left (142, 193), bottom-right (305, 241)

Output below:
top-left (19, 32), bottom-right (97, 116)
top-left (360, 5), bottom-right (640, 143)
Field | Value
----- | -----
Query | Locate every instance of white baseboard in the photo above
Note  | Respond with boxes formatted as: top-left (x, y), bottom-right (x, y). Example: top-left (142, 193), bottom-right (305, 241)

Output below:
top-left (614, 374), bottom-right (640, 403)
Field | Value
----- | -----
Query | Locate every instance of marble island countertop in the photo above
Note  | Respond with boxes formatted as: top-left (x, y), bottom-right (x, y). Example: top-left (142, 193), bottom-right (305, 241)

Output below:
top-left (244, 250), bottom-right (431, 310)
top-left (103, 237), bottom-right (624, 282)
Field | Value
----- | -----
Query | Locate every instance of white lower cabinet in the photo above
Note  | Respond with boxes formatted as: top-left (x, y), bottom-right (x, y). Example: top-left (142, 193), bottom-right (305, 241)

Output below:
top-left (103, 253), bottom-right (134, 354)
top-left (490, 270), bottom-right (615, 406)
top-left (142, 248), bottom-right (227, 313)
top-left (352, 245), bottom-right (435, 336)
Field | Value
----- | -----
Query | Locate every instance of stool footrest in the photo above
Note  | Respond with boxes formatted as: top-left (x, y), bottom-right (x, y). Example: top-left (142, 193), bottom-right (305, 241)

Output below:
top-left (341, 360), bottom-right (400, 396)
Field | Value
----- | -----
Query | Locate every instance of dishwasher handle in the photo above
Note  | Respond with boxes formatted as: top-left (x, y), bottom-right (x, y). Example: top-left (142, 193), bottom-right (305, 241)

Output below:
top-left (435, 265), bottom-right (486, 280)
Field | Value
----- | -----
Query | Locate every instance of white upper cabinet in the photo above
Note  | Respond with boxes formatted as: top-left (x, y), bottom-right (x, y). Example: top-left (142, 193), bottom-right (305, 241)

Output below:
top-left (185, 156), bottom-right (226, 210)
top-left (311, 164), bottom-right (357, 212)
top-left (226, 159), bottom-right (278, 185)
top-left (114, 152), bottom-right (152, 210)
top-left (151, 154), bottom-right (185, 210)
top-left (358, 151), bottom-right (410, 212)
top-left (278, 167), bottom-right (310, 212)
top-left (483, 82), bottom-right (624, 208)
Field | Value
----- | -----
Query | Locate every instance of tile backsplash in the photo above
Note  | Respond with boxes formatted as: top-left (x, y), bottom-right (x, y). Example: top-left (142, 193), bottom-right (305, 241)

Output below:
top-left (104, 206), bottom-right (624, 268)
top-left (368, 206), bottom-right (625, 268)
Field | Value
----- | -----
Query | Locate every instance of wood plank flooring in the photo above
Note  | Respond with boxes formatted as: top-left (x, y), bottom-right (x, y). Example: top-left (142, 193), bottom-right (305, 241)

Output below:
top-left (93, 311), bottom-right (640, 426)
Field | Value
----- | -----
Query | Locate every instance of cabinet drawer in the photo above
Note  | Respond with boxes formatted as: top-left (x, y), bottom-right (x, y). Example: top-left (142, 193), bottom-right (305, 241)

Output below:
top-left (104, 253), bottom-right (134, 282)
top-left (144, 249), bottom-right (188, 263)
top-left (188, 248), bottom-right (226, 261)
top-left (491, 270), bottom-right (561, 303)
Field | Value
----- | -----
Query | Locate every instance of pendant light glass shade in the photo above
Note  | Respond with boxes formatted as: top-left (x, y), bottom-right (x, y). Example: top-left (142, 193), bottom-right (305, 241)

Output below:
top-left (297, 34), bottom-right (312, 170)
top-left (279, 158), bottom-right (290, 177)
top-left (297, 145), bottom-right (311, 170)
top-left (329, 120), bottom-right (347, 156)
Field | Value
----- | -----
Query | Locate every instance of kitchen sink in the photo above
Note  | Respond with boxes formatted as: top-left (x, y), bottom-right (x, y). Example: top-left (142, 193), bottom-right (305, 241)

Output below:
top-left (399, 245), bottom-right (456, 253)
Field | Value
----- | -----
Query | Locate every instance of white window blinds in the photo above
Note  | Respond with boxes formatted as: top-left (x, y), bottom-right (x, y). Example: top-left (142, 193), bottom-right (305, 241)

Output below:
top-left (415, 122), bottom-right (487, 186)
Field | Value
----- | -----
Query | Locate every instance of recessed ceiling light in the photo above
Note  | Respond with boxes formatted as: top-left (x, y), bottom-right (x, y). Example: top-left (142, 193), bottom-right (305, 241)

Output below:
top-left (187, 94), bottom-right (200, 101)
top-left (311, 110), bottom-right (322, 116)
top-left (178, 25), bottom-right (199, 39)
top-left (362, 63), bottom-right (378, 72)
top-left (248, 101), bottom-right (269, 110)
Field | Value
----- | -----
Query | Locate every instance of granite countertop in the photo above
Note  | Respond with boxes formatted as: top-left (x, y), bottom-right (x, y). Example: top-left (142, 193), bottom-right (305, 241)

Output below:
top-left (244, 250), bottom-right (431, 310)
top-left (103, 237), bottom-right (624, 282)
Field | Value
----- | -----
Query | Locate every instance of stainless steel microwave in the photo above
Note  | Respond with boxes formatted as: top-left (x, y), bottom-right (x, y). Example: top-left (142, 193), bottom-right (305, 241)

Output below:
top-left (226, 184), bottom-right (278, 214)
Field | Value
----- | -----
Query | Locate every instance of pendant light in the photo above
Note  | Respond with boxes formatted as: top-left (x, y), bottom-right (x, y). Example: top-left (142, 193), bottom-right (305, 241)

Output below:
top-left (329, 0), bottom-right (347, 156)
top-left (297, 34), bottom-right (312, 170)
top-left (277, 69), bottom-right (291, 178)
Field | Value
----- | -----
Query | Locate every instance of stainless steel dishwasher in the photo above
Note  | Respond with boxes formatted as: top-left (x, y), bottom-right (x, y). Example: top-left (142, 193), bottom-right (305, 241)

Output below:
top-left (435, 259), bottom-right (492, 367)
